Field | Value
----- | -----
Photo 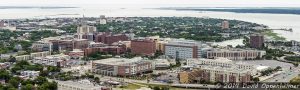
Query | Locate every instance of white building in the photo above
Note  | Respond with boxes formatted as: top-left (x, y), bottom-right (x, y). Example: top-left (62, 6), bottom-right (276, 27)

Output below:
top-left (187, 58), bottom-right (255, 70)
top-left (207, 49), bottom-right (266, 60)
top-left (33, 54), bottom-right (70, 67)
top-left (57, 80), bottom-right (106, 90)
top-left (186, 58), bottom-right (269, 76)
top-left (164, 40), bottom-right (210, 59)
top-left (16, 51), bottom-right (51, 61)
top-left (20, 71), bottom-right (40, 78)
top-left (154, 59), bottom-right (170, 69)
top-left (92, 57), bottom-right (153, 76)
top-left (77, 25), bottom-right (96, 34)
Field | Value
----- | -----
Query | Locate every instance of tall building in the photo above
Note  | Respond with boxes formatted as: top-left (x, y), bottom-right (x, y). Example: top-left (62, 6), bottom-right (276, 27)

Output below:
top-left (99, 15), bottom-right (107, 25)
top-left (131, 39), bottom-right (156, 56)
top-left (250, 34), bottom-right (264, 49)
top-left (77, 25), bottom-right (97, 34)
top-left (76, 25), bottom-right (97, 40)
top-left (221, 20), bottom-right (230, 29)
top-left (0, 21), bottom-right (4, 27)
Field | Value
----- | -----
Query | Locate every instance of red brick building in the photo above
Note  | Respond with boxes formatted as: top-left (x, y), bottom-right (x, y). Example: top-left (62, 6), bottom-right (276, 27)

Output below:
top-left (131, 39), bottom-right (156, 56)
top-left (84, 46), bottom-right (126, 56)
top-left (250, 34), bottom-right (264, 49)
top-left (49, 39), bottom-right (89, 51)
top-left (95, 32), bottom-right (129, 44)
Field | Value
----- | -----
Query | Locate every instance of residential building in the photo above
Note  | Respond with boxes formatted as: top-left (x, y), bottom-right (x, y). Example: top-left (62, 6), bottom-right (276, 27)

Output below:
top-left (0, 63), bottom-right (9, 69)
top-left (221, 20), bottom-right (229, 29)
top-left (131, 39), bottom-right (156, 56)
top-left (92, 57), bottom-right (153, 76)
top-left (250, 34), bottom-right (264, 49)
top-left (207, 49), bottom-right (266, 60)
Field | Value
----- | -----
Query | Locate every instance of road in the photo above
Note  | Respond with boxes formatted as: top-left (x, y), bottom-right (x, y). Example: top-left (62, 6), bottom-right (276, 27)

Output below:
top-left (263, 67), bottom-right (300, 82)
top-left (94, 75), bottom-right (217, 89)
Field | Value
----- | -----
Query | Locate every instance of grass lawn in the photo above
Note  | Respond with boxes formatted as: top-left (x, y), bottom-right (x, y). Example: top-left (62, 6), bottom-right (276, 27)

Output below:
top-left (262, 30), bottom-right (286, 41)
top-left (117, 83), bottom-right (143, 90)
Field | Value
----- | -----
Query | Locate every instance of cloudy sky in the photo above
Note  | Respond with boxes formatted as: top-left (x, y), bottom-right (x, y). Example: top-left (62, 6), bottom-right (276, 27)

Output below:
top-left (0, 0), bottom-right (300, 7)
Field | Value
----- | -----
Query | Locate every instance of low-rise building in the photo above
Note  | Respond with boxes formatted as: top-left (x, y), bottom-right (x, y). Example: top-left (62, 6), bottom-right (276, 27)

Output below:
top-left (92, 57), bottom-right (153, 76)
top-left (16, 51), bottom-right (51, 61)
top-left (84, 42), bottom-right (126, 56)
top-left (20, 71), bottom-right (40, 78)
top-left (68, 49), bottom-right (84, 60)
top-left (31, 41), bottom-right (53, 52)
top-left (207, 49), bottom-right (266, 60)
top-left (179, 67), bottom-right (252, 84)
top-left (187, 58), bottom-right (255, 70)
top-left (154, 59), bottom-right (170, 70)
top-left (32, 54), bottom-right (71, 67)
top-left (57, 80), bottom-right (108, 90)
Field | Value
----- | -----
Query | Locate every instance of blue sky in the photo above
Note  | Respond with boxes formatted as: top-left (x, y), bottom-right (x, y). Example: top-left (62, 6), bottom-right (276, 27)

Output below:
top-left (0, 0), bottom-right (300, 7)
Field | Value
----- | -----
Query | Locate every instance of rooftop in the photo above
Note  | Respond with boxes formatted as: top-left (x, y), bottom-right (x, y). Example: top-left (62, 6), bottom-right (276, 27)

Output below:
top-left (93, 57), bottom-right (150, 66)
top-left (57, 80), bottom-right (102, 89)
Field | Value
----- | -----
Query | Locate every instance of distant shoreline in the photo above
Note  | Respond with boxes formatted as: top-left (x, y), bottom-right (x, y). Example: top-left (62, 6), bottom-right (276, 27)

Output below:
top-left (156, 7), bottom-right (300, 15)
top-left (0, 6), bottom-right (79, 9)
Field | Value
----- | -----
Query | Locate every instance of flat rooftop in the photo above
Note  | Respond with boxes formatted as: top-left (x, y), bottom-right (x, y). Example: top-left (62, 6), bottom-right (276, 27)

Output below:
top-left (93, 57), bottom-right (149, 66)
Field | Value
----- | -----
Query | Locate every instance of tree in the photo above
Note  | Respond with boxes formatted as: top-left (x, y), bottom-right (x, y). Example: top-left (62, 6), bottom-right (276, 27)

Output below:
top-left (8, 77), bottom-right (21, 88)
top-left (94, 77), bottom-right (100, 83)
top-left (153, 86), bottom-right (160, 90)
top-left (21, 84), bottom-right (33, 90)
top-left (8, 56), bottom-right (16, 62)
top-left (253, 77), bottom-right (260, 82)
top-left (0, 70), bottom-right (10, 81)
top-left (34, 76), bottom-right (48, 85)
